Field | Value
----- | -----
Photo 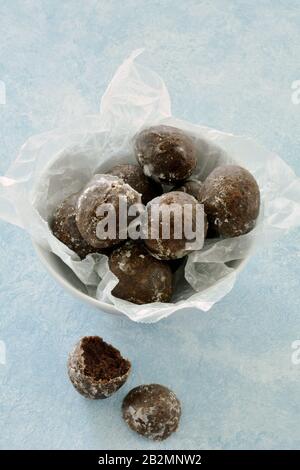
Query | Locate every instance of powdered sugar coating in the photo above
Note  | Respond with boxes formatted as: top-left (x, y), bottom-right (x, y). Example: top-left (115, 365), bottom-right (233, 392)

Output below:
top-left (200, 165), bottom-right (260, 238)
top-left (76, 174), bottom-right (141, 249)
top-left (122, 384), bottom-right (181, 441)
top-left (67, 336), bottom-right (131, 400)
top-left (134, 125), bottom-right (197, 185)
top-left (142, 191), bottom-right (205, 260)
top-left (109, 241), bottom-right (173, 304)
top-left (51, 193), bottom-right (97, 259)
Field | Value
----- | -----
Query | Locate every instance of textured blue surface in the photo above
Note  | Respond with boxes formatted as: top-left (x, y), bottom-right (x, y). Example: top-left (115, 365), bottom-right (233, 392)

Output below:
top-left (0, 0), bottom-right (300, 450)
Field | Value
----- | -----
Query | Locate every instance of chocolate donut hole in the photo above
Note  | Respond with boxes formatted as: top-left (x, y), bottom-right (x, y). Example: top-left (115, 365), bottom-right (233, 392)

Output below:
top-left (122, 384), bottom-right (181, 441)
top-left (76, 174), bottom-right (141, 250)
top-left (142, 191), bottom-right (206, 260)
top-left (134, 125), bottom-right (197, 185)
top-left (109, 242), bottom-right (173, 304)
top-left (68, 336), bottom-right (131, 399)
top-left (51, 193), bottom-right (97, 259)
top-left (200, 165), bottom-right (260, 238)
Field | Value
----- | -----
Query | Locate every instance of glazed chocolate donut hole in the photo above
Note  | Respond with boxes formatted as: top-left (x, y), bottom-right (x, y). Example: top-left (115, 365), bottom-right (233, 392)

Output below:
top-left (67, 336), bottom-right (131, 399)
top-left (200, 165), bottom-right (260, 238)
top-left (122, 384), bottom-right (181, 441)
top-left (51, 193), bottom-right (97, 259)
top-left (76, 174), bottom-right (141, 250)
top-left (109, 241), bottom-right (173, 304)
top-left (134, 125), bottom-right (197, 185)
top-left (142, 191), bottom-right (206, 260)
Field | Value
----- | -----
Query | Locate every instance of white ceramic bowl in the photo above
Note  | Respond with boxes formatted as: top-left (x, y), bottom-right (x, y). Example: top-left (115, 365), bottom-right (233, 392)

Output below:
top-left (30, 123), bottom-right (257, 318)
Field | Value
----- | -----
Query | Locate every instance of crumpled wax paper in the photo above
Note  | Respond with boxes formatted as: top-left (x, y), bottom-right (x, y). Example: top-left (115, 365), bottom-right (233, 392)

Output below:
top-left (1, 49), bottom-right (300, 323)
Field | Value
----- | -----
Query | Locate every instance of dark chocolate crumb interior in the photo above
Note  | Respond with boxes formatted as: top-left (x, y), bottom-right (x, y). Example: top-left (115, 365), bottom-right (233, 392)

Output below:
top-left (81, 336), bottom-right (130, 382)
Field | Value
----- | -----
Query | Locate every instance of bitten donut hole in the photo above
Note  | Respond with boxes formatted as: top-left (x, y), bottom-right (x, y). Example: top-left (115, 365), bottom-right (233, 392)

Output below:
top-left (81, 336), bottom-right (130, 382)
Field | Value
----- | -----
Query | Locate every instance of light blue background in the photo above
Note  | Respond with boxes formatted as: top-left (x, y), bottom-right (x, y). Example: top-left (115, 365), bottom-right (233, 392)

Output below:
top-left (0, 0), bottom-right (300, 450)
